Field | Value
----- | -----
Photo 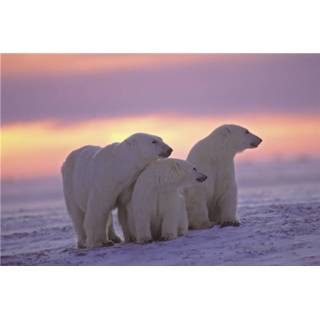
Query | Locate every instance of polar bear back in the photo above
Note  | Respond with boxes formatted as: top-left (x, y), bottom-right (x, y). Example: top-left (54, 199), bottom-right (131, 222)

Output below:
top-left (62, 144), bottom-right (119, 212)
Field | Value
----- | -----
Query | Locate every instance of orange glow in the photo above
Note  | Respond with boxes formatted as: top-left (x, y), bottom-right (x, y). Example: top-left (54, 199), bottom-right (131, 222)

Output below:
top-left (3, 54), bottom-right (210, 77)
top-left (2, 114), bottom-right (320, 179)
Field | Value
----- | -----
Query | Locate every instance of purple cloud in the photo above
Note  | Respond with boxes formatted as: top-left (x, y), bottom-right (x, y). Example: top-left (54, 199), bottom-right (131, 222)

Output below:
top-left (2, 54), bottom-right (320, 124)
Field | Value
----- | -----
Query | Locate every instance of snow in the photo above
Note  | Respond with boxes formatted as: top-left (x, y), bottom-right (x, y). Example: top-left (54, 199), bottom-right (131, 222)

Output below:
top-left (1, 160), bottom-right (320, 265)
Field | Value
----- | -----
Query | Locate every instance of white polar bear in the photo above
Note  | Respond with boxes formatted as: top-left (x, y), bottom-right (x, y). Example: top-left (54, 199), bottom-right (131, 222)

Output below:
top-left (61, 133), bottom-right (172, 248)
top-left (127, 158), bottom-right (207, 244)
top-left (185, 124), bottom-right (262, 229)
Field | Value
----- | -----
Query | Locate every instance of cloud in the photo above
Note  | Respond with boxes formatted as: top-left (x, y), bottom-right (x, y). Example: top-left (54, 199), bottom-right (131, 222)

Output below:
top-left (2, 54), bottom-right (320, 124)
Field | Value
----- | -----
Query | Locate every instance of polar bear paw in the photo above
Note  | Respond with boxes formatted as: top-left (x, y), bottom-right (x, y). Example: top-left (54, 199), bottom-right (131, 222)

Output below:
top-left (136, 237), bottom-right (153, 244)
top-left (85, 240), bottom-right (115, 249)
top-left (160, 233), bottom-right (177, 241)
top-left (102, 240), bottom-right (115, 247)
top-left (190, 220), bottom-right (215, 230)
top-left (220, 220), bottom-right (240, 228)
top-left (109, 234), bottom-right (122, 243)
top-left (177, 227), bottom-right (188, 237)
top-left (77, 240), bottom-right (87, 249)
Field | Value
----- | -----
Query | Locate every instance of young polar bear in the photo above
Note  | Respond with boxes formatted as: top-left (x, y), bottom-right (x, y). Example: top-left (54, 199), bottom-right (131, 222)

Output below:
top-left (127, 158), bottom-right (207, 244)
top-left (185, 124), bottom-right (262, 229)
top-left (61, 133), bottom-right (172, 249)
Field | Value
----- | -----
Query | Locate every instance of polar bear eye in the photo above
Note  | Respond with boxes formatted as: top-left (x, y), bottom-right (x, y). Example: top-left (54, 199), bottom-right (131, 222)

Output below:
top-left (193, 167), bottom-right (197, 171)
top-left (152, 140), bottom-right (158, 144)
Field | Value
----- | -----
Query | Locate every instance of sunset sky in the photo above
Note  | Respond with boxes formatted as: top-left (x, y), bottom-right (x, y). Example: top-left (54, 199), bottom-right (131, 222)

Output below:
top-left (1, 54), bottom-right (320, 179)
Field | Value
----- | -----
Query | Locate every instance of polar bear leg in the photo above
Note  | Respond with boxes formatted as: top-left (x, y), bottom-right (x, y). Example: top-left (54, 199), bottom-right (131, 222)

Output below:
top-left (106, 213), bottom-right (122, 243)
top-left (160, 214), bottom-right (178, 241)
top-left (64, 195), bottom-right (86, 249)
top-left (189, 204), bottom-right (214, 229)
top-left (177, 195), bottom-right (188, 236)
top-left (218, 186), bottom-right (240, 227)
top-left (135, 221), bottom-right (152, 244)
top-left (186, 188), bottom-right (214, 229)
top-left (159, 196), bottom-right (179, 241)
top-left (131, 208), bottom-right (152, 244)
top-left (118, 205), bottom-right (132, 242)
top-left (187, 197), bottom-right (214, 229)
top-left (128, 192), bottom-right (153, 244)
top-left (84, 196), bottom-right (111, 248)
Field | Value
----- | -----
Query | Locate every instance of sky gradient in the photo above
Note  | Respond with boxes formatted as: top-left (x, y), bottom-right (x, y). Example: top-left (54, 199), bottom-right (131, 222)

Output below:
top-left (1, 54), bottom-right (320, 179)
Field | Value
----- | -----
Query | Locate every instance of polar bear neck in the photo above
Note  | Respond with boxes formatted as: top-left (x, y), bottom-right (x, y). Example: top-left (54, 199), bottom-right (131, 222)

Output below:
top-left (103, 142), bottom-right (153, 186)
top-left (202, 134), bottom-right (236, 163)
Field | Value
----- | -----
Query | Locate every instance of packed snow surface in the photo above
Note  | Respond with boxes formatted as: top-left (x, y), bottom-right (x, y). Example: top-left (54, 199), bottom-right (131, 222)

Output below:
top-left (1, 160), bottom-right (320, 265)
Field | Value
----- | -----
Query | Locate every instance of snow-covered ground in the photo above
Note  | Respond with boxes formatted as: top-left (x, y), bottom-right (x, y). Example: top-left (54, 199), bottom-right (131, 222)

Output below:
top-left (1, 160), bottom-right (320, 265)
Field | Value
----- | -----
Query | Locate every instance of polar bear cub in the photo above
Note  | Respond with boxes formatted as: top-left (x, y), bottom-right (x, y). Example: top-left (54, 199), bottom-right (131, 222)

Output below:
top-left (127, 158), bottom-right (207, 243)
top-left (61, 133), bottom-right (172, 249)
top-left (186, 124), bottom-right (262, 229)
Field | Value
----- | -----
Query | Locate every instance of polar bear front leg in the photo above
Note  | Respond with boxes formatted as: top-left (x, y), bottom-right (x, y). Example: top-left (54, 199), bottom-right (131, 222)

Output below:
top-left (128, 203), bottom-right (152, 244)
top-left (177, 194), bottom-right (189, 236)
top-left (84, 195), bottom-right (112, 248)
top-left (218, 185), bottom-right (240, 227)
top-left (160, 215), bottom-right (178, 241)
top-left (134, 216), bottom-right (153, 244)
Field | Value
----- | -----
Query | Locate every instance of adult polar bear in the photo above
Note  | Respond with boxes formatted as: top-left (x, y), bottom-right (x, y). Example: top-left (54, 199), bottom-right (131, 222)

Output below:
top-left (61, 133), bottom-right (172, 248)
top-left (186, 124), bottom-right (262, 229)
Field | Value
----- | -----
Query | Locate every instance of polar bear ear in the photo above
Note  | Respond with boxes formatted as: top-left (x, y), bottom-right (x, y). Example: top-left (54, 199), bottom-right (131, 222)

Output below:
top-left (125, 138), bottom-right (135, 146)
top-left (221, 126), bottom-right (232, 137)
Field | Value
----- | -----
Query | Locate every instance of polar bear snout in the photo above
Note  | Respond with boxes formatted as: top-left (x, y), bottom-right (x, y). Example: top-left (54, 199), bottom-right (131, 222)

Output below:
top-left (159, 144), bottom-right (173, 158)
top-left (196, 173), bottom-right (207, 183)
top-left (250, 136), bottom-right (263, 148)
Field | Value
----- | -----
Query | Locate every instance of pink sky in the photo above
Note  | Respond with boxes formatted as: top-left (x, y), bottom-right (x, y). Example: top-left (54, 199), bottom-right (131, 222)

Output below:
top-left (1, 54), bottom-right (320, 179)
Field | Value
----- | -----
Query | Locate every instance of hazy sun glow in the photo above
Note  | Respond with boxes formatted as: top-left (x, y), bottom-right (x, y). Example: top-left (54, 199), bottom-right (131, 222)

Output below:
top-left (2, 114), bottom-right (320, 179)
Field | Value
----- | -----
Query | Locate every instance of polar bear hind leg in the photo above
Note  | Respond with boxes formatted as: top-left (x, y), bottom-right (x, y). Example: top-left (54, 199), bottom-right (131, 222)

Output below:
top-left (64, 196), bottom-right (87, 249)
top-left (84, 195), bottom-right (113, 248)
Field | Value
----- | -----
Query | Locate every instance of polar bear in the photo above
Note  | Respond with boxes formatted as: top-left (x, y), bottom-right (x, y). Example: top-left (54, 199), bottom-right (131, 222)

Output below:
top-left (61, 133), bottom-right (173, 248)
top-left (127, 158), bottom-right (207, 244)
top-left (185, 124), bottom-right (262, 229)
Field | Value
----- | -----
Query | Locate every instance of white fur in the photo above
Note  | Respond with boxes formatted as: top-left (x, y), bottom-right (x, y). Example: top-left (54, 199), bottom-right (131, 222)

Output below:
top-left (61, 133), bottom-right (172, 248)
top-left (186, 124), bottom-right (262, 229)
top-left (127, 158), bottom-right (207, 243)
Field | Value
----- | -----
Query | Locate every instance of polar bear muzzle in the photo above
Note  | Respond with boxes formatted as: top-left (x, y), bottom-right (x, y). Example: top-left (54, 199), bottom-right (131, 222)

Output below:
top-left (159, 144), bottom-right (173, 158)
top-left (250, 136), bottom-right (263, 148)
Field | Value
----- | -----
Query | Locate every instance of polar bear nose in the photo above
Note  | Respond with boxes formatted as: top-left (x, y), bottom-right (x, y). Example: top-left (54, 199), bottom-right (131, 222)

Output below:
top-left (196, 173), bottom-right (207, 183)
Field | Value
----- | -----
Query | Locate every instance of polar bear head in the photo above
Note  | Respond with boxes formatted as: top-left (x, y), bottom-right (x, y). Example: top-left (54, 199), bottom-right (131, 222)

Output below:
top-left (125, 133), bottom-right (173, 162)
top-left (216, 124), bottom-right (262, 154)
top-left (157, 158), bottom-right (207, 188)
